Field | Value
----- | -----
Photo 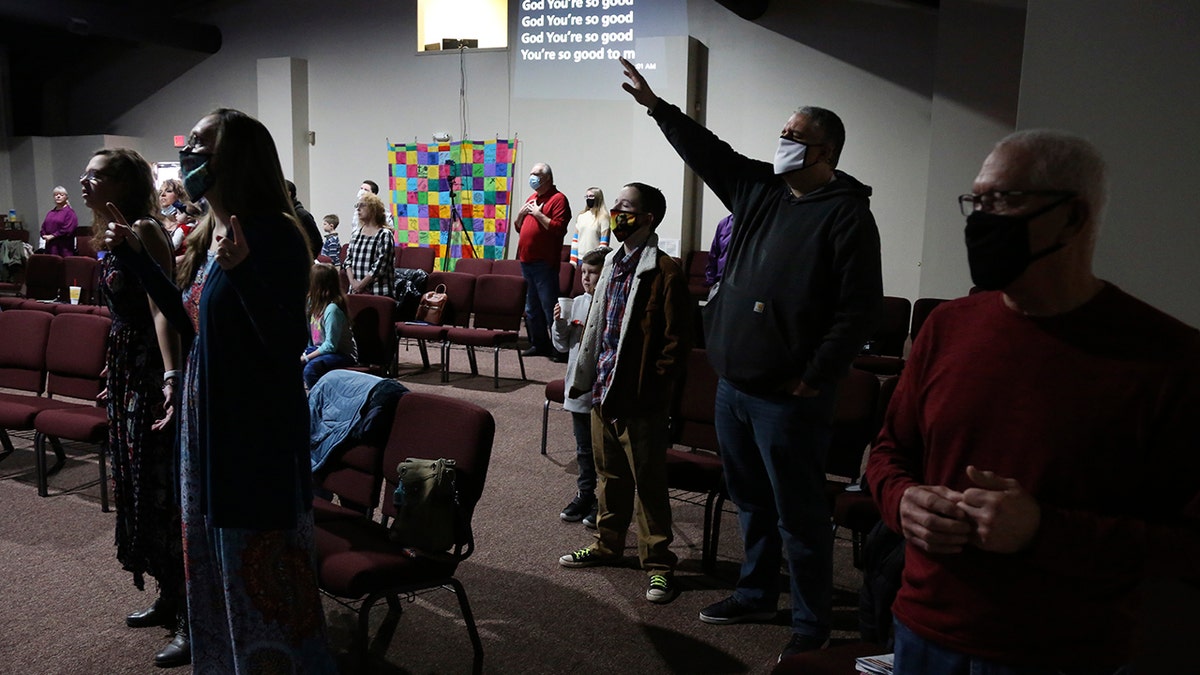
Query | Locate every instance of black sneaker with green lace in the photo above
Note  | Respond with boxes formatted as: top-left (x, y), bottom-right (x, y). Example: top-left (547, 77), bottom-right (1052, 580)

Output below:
top-left (645, 574), bottom-right (677, 604)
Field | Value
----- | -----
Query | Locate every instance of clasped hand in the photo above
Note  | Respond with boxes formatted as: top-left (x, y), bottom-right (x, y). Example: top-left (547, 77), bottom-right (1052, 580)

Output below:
top-left (899, 465), bottom-right (1041, 555)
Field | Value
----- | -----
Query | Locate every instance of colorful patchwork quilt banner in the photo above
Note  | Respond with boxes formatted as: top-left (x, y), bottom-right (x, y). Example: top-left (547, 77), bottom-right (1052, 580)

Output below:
top-left (387, 138), bottom-right (518, 270)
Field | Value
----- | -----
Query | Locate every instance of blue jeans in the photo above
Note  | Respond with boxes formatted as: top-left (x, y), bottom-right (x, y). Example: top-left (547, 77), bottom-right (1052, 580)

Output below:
top-left (714, 377), bottom-right (835, 638)
top-left (893, 619), bottom-right (1131, 675)
top-left (521, 260), bottom-right (559, 353)
top-left (303, 348), bottom-right (355, 389)
top-left (572, 411), bottom-right (597, 498)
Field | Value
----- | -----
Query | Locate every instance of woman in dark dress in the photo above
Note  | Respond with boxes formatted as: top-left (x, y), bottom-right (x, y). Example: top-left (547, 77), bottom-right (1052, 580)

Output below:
top-left (81, 148), bottom-right (188, 667)
top-left (107, 109), bottom-right (335, 673)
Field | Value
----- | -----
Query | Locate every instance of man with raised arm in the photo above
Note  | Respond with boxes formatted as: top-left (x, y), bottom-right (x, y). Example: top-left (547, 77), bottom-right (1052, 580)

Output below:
top-left (619, 58), bottom-right (883, 660)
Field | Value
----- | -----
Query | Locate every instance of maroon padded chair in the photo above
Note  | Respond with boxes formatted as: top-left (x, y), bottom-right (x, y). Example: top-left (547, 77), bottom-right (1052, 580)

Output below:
top-left (443, 274), bottom-right (528, 387)
top-left (22, 253), bottom-right (66, 301)
top-left (314, 444), bottom-right (385, 523)
top-left (833, 373), bottom-right (899, 568)
top-left (75, 235), bottom-right (97, 258)
top-left (31, 313), bottom-right (112, 510)
top-left (62, 255), bottom-right (99, 305)
top-left (666, 347), bottom-right (727, 574)
top-left (910, 297), bottom-right (950, 341)
top-left (540, 378), bottom-right (567, 456)
top-left (853, 296), bottom-right (912, 376)
top-left (826, 367), bottom-right (883, 496)
top-left (397, 245), bottom-right (435, 274)
top-left (395, 271), bottom-right (475, 374)
top-left (313, 392), bottom-right (495, 674)
top-left (684, 249), bottom-right (711, 302)
top-left (0, 310), bottom-right (60, 461)
top-left (561, 243), bottom-right (571, 262)
top-left (569, 265), bottom-right (584, 297)
top-left (556, 262), bottom-right (574, 298)
top-left (344, 294), bottom-right (398, 377)
top-left (452, 258), bottom-right (493, 276)
top-left (490, 259), bottom-right (522, 277)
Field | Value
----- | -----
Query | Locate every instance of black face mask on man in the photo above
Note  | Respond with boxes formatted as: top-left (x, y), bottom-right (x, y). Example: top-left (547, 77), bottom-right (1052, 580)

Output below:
top-left (964, 196), bottom-right (1072, 290)
top-left (180, 149), bottom-right (215, 201)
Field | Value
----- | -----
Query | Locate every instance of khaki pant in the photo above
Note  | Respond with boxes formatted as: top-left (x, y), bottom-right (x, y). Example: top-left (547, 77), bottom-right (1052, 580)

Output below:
top-left (590, 407), bottom-right (677, 576)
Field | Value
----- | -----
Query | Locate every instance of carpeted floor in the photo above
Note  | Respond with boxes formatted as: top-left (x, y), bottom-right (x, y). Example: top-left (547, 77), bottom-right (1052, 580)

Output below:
top-left (0, 344), bottom-right (874, 674)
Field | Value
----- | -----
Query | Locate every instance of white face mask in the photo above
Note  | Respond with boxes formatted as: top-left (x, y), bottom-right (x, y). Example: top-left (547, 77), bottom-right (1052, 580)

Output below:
top-left (356, 188), bottom-right (369, 200)
top-left (773, 137), bottom-right (809, 175)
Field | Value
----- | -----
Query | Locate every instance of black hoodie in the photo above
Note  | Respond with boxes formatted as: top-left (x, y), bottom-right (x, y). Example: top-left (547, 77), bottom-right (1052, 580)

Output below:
top-left (651, 100), bottom-right (883, 394)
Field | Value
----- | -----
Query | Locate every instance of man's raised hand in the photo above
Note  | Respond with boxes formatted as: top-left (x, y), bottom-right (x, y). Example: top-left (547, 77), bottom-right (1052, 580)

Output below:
top-left (619, 57), bottom-right (658, 111)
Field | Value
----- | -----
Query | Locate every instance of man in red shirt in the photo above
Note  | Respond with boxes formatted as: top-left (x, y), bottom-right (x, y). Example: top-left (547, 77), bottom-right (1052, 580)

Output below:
top-left (866, 130), bottom-right (1200, 673)
top-left (516, 162), bottom-right (571, 358)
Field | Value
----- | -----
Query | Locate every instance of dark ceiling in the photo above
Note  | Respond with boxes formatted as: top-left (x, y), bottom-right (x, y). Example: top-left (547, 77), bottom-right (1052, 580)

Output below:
top-left (0, 0), bottom-right (227, 136)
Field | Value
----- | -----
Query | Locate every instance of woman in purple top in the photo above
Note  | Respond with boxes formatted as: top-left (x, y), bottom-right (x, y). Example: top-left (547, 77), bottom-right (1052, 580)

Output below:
top-left (40, 185), bottom-right (78, 256)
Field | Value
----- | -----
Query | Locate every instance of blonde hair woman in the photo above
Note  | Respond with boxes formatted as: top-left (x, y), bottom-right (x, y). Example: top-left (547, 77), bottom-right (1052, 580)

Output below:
top-left (571, 186), bottom-right (610, 266)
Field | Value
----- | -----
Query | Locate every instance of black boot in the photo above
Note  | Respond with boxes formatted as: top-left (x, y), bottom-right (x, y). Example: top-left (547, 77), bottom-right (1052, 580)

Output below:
top-left (153, 611), bottom-right (191, 668)
top-left (126, 596), bottom-right (176, 629)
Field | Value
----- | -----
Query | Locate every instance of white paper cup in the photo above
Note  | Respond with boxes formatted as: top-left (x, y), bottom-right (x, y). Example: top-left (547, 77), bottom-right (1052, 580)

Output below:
top-left (69, 286), bottom-right (81, 305)
top-left (557, 296), bottom-right (573, 319)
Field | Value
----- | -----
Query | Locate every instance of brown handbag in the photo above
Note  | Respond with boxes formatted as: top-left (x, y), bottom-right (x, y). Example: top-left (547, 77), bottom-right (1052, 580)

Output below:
top-left (415, 283), bottom-right (448, 324)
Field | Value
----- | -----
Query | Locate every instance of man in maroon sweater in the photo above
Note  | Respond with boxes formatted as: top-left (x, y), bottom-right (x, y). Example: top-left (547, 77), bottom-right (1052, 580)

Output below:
top-left (866, 130), bottom-right (1200, 673)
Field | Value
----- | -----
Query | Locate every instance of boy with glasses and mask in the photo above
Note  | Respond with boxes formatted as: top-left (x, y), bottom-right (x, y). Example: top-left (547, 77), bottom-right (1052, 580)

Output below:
top-left (558, 182), bottom-right (691, 606)
top-left (866, 130), bottom-right (1200, 674)
top-left (619, 59), bottom-right (883, 659)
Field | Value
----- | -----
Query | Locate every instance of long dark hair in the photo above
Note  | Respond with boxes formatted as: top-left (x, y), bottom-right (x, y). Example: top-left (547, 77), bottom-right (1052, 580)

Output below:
top-left (87, 148), bottom-right (160, 253)
top-left (308, 263), bottom-right (347, 322)
top-left (178, 108), bottom-right (311, 286)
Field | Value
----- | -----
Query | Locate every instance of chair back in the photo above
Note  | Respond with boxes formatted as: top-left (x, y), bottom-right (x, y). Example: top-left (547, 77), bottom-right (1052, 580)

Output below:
top-left (426, 271), bottom-right (476, 328)
top-left (470, 274), bottom-right (526, 331)
top-left (491, 259), bottom-right (522, 277)
top-left (910, 297), bottom-right (950, 341)
top-left (345, 294), bottom-right (397, 371)
top-left (827, 367), bottom-right (882, 481)
top-left (685, 249), bottom-right (711, 300)
top-left (24, 254), bottom-right (65, 301)
top-left (570, 265), bottom-right (585, 297)
top-left (398, 246), bottom-right (435, 274)
top-left (672, 348), bottom-right (719, 451)
top-left (557, 262), bottom-right (574, 297)
top-left (453, 258), bottom-right (493, 276)
top-left (317, 443), bottom-right (385, 516)
top-left (561, 244), bottom-right (571, 262)
top-left (75, 235), bottom-right (97, 258)
top-left (45, 313), bottom-right (110, 400)
top-left (62, 256), bottom-right (99, 305)
top-left (863, 296), bottom-right (911, 357)
top-left (0, 310), bottom-right (54, 392)
top-left (380, 393), bottom-right (496, 533)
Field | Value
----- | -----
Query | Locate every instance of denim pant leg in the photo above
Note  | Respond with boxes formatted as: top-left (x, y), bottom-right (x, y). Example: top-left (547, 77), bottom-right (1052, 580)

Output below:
top-left (893, 619), bottom-right (1133, 675)
top-left (303, 353), bottom-right (353, 389)
top-left (521, 261), bottom-right (558, 352)
top-left (714, 377), bottom-right (835, 637)
top-left (571, 411), bottom-right (597, 498)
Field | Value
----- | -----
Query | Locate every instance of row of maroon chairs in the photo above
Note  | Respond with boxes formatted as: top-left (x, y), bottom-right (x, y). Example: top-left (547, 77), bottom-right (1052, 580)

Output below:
top-left (312, 391), bottom-right (495, 673)
top-left (453, 257), bottom-right (583, 298)
top-left (346, 272), bottom-right (530, 388)
top-left (0, 309), bottom-right (111, 510)
top-left (0, 253), bottom-right (102, 305)
top-left (0, 295), bottom-right (111, 316)
top-left (852, 296), bottom-right (952, 376)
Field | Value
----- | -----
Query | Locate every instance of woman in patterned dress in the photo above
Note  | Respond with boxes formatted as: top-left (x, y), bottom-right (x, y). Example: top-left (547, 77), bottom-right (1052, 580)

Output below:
top-left (344, 191), bottom-right (395, 297)
top-left (107, 109), bottom-right (336, 673)
top-left (81, 148), bottom-right (188, 667)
